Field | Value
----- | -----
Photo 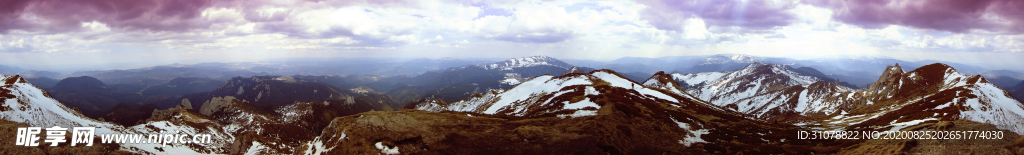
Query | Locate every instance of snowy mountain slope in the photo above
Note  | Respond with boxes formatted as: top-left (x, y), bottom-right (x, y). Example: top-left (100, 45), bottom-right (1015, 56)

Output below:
top-left (1, 74), bottom-right (220, 154)
top-left (642, 71), bottom-right (720, 111)
top-left (479, 55), bottom-right (574, 70)
top-left (670, 72), bottom-right (726, 90)
top-left (411, 69), bottom-right (741, 145)
top-left (841, 63), bottom-right (1024, 134)
top-left (312, 70), bottom-right (833, 154)
top-left (414, 69), bottom-right (725, 117)
top-left (720, 63), bottom-right (1024, 134)
top-left (0, 75), bottom-right (124, 133)
top-left (726, 81), bottom-right (858, 120)
top-left (682, 63), bottom-right (827, 108)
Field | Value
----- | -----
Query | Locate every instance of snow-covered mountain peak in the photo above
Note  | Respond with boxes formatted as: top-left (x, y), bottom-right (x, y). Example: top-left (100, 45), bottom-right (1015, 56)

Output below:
top-left (700, 54), bottom-right (765, 65)
top-left (670, 72), bottom-right (726, 90)
top-left (853, 63), bottom-right (1024, 134)
top-left (480, 55), bottom-right (574, 70)
top-left (415, 69), bottom-right (715, 117)
top-left (886, 63), bottom-right (906, 75)
top-left (718, 63), bottom-right (821, 86)
top-left (678, 63), bottom-right (830, 109)
top-left (712, 63), bottom-right (1024, 134)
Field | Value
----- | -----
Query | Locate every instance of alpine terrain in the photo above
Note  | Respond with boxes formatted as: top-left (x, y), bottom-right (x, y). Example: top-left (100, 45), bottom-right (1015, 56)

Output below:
top-left (2, 56), bottom-right (1024, 154)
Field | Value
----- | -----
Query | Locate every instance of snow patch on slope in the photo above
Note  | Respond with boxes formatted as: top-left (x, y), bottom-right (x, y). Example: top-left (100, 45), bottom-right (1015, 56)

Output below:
top-left (375, 142), bottom-right (400, 155)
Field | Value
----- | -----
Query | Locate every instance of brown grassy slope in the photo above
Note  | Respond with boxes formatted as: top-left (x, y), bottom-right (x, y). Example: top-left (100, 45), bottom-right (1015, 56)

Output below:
top-left (838, 120), bottom-right (1024, 155)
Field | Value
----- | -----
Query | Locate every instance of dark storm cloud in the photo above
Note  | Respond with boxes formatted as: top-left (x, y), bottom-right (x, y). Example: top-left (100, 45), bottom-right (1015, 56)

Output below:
top-left (806, 0), bottom-right (1024, 33)
top-left (0, 0), bottom-right (34, 33)
top-left (638, 0), bottom-right (799, 31)
top-left (0, 0), bottom-right (213, 33)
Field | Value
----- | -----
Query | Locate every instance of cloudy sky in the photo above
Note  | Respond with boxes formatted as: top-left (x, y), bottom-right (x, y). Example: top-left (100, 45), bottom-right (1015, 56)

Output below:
top-left (1, 0), bottom-right (1023, 71)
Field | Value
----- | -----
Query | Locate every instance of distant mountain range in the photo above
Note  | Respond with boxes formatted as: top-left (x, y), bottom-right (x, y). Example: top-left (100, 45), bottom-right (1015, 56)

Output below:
top-left (566, 54), bottom-right (1008, 87)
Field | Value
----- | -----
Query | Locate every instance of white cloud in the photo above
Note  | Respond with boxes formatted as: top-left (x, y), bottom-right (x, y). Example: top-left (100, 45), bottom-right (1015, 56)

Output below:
top-left (682, 18), bottom-right (711, 40)
top-left (2, 0), bottom-right (1024, 70)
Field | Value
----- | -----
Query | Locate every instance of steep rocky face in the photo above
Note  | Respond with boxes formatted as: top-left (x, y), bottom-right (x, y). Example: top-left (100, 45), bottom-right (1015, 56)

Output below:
top-left (147, 99), bottom-right (195, 122)
top-left (863, 63), bottom-right (913, 102)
